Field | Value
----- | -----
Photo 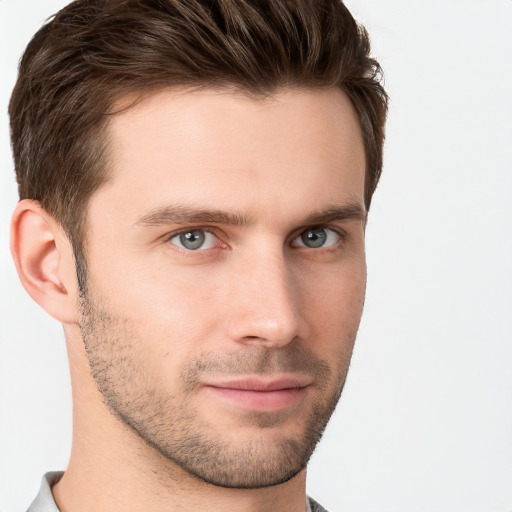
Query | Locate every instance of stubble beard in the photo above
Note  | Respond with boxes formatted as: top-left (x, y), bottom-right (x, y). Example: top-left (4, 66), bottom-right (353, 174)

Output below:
top-left (78, 289), bottom-right (355, 489)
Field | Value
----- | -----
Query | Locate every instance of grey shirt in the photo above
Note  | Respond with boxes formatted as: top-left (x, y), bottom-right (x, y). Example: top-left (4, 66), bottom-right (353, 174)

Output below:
top-left (27, 472), bottom-right (330, 511)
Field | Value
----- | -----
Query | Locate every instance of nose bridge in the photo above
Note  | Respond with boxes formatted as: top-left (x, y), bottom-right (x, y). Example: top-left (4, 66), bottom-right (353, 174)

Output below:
top-left (226, 244), bottom-right (304, 346)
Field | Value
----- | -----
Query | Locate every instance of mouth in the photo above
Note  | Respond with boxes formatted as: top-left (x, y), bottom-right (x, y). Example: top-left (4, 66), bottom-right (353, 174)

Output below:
top-left (203, 375), bottom-right (312, 412)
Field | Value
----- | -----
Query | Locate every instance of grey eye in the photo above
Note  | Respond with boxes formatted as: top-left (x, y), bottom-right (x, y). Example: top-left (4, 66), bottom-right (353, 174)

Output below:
top-left (301, 228), bottom-right (327, 248)
top-left (169, 229), bottom-right (217, 251)
top-left (293, 227), bottom-right (341, 249)
top-left (180, 230), bottom-right (205, 250)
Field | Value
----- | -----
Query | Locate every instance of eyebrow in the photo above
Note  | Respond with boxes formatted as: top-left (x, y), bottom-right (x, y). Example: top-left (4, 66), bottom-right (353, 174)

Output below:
top-left (135, 202), bottom-right (366, 228)
top-left (301, 204), bottom-right (367, 225)
top-left (135, 205), bottom-right (253, 227)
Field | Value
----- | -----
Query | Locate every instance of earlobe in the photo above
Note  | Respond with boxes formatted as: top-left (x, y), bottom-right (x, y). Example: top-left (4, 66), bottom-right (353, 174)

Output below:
top-left (10, 199), bottom-right (79, 324)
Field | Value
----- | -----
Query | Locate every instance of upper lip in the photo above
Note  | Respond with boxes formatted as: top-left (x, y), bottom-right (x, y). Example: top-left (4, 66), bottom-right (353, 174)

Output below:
top-left (204, 375), bottom-right (312, 391)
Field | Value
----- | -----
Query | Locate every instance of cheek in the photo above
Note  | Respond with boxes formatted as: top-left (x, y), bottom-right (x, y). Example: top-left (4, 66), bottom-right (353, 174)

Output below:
top-left (96, 260), bottom-right (227, 357)
top-left (299, 260), bottom-right (367, 344)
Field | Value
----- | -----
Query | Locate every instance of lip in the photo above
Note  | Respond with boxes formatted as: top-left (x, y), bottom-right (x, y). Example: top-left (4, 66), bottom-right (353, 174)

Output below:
top-left (203, 375), bottom-right (311, 412)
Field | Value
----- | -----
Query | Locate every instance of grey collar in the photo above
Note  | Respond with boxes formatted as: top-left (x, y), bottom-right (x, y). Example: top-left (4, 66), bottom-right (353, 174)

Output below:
top-left (26, 472), bottom-right (63, 512)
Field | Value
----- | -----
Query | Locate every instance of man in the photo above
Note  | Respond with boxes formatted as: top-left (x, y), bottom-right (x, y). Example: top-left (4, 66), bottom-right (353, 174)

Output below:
top-left (8, 0), bottom-right (387, 510)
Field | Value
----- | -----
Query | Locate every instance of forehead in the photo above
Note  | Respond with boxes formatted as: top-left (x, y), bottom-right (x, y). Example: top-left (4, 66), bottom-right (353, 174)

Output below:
top-left (91, 87), bottom-right (366, 226)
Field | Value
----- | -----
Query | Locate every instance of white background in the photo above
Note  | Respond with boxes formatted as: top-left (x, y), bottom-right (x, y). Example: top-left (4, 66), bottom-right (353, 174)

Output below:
top-left (1, 1), bottom-right (511, 511)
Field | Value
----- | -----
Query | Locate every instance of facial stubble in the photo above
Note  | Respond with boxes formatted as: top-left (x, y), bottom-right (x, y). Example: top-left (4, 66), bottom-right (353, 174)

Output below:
top-left (78, 289), bottom-right (355, 489)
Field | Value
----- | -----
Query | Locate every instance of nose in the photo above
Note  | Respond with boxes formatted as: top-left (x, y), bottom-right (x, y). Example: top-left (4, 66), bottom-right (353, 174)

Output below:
top-left (225, 248), bottom-right (308, 348)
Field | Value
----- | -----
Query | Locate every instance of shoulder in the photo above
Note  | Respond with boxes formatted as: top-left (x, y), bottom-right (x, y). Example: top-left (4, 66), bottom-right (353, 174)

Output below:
top-left (308, 495), bottom-right (331, 512)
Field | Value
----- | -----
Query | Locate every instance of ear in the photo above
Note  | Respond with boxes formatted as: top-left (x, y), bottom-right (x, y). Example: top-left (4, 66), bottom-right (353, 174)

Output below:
top-left (10, 199), bottom-right (79, 324)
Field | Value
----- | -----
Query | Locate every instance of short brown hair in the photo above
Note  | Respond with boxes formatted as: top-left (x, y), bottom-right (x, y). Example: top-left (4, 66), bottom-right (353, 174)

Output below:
top-left (9, 0), bottom-right (388, 271)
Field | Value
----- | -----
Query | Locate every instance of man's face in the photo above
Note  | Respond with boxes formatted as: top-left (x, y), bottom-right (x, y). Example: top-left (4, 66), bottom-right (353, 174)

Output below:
top-left (79, 87), bottom-right (367, 488)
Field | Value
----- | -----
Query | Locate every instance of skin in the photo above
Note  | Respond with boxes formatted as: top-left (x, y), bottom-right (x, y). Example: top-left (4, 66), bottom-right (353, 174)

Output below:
top-left (11, 87), bottom-right (367, 512)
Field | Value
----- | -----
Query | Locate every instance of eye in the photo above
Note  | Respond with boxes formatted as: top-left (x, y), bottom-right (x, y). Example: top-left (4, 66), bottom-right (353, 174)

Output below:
top-left (292, 227), bottom-right (341, 249)
top-left (168, 229), bottom-right (218, 251)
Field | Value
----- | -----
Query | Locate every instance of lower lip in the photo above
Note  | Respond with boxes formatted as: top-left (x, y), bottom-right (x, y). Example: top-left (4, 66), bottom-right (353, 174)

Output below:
top-left (205, 386), bottom-right (306, 412)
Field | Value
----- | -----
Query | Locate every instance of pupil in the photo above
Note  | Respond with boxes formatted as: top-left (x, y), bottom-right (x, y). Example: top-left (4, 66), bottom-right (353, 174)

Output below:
top-left (180, 230), bottom-right (205, 250)
top-left (302, 228), bottom-right (326, 248)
